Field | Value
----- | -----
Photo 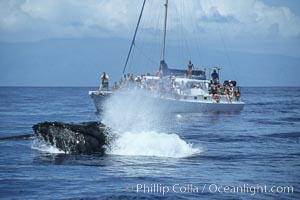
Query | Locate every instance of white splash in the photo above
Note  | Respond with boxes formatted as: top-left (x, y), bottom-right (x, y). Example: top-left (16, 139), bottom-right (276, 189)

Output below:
top-left (107, 131), bottom-right (202, 158)
top-left (31, 138), bottom-right (66, 154)
top-left (102, 90), bottom-right (202, 158)
top-left (176, 114), bottom-right (182, 118)
top-left (102, 90), bottom-right (163, 132)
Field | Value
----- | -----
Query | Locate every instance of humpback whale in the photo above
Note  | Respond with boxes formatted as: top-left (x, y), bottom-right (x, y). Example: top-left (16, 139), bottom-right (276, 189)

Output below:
top-left (32, 121), bottom-right (109, 154)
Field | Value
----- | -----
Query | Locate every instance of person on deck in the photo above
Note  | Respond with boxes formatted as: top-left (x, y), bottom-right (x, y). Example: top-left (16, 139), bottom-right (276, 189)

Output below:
top-left (211, 69), bottom-right (219, 84)
top-left (112, 82), bottom-right (119, 91)
top-left (187, 60), bottom-right (194, 79)
top-left (224, 86), bottom-right (232, 103)
top-left (234, 88), bottom-right (241, 101)
top-left (101, 72), bottom-right (109, 90)
top-left (156, 66), bottom-right (163, 78)
top-left (211, 85), bottom-right (220, 103)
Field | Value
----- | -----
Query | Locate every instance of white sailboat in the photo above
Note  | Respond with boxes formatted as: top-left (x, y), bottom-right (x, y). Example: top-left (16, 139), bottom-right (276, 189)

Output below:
top-left (89, 0), bottom-right (245, 113)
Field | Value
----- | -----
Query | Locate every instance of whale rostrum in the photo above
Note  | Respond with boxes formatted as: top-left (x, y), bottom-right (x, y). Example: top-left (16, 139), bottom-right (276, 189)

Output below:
top-left (32, 121), bottom-right (109, 154)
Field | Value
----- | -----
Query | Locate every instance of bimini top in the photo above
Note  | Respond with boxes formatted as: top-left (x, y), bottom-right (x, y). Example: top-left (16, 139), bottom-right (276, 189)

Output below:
top-left (160, 60), bottom-right (206, 80)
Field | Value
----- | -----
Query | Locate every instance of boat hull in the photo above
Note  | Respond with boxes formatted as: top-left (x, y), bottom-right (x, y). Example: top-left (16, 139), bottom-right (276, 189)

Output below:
top-left (89, 91), bottom-right (113, 112)
top-left (155, 98), bottom-right (244, 113)
top-left (89, 91), bottom-right (245, 113)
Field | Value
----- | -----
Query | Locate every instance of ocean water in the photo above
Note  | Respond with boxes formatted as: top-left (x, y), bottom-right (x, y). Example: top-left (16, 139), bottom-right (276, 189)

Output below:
top-left (0, 87), bottom-right (299, 199)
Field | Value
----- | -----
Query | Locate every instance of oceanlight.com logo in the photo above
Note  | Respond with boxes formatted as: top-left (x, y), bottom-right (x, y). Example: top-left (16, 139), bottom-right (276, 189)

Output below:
top-left (126, 183), bottom-right (294, 196)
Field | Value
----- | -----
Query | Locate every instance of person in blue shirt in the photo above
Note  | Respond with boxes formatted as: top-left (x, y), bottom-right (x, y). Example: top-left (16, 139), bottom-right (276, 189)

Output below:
top-left (211, 69), bottom-right (219, 84)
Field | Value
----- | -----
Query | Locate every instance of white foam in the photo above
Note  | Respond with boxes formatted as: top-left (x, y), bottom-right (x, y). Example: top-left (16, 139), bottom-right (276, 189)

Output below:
top-left (31, 138), bottom-right (66, 154)
top-left (107, 131), bottom-right (202, 158)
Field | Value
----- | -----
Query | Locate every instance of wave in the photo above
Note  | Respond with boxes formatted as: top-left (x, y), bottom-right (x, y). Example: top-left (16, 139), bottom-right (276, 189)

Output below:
top-left (263, 132), bottom-right (300, 139)
top-left (279, 117), bottom-right (300, 123)
top-left (207, 136), bottom-right (257, 143)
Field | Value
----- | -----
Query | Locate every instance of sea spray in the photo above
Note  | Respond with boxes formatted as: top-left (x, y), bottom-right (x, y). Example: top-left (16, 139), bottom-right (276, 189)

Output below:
top-left (31, 138), bottom-right (66, 154)
top-left (106, 131), bottom-right (201, 158)
top-left (102, 90), bottom-right (165, 132)
top-left (102, 90), bottom-right (202, 158)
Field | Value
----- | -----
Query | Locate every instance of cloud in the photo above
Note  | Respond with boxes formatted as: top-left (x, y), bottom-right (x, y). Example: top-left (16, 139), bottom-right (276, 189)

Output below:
top-left (194, 0), bottom-right (300, 39)
top-left (0, 0), bottom-right (299, 42)
top-left (0, 0), bottom-right (142, 41)
top-left (199, 7), bottom-right (239, 23)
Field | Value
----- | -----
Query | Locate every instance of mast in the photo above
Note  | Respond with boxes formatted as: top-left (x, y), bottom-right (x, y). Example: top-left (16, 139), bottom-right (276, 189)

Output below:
top-left (123, 0), bottom-right (147, 74)
top-left (161, 0), bottom-right (168, 62)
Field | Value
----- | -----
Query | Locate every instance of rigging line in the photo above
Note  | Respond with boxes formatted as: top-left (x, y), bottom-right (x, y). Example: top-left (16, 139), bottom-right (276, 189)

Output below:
top-left (146, 2), bottom-right (162, 68)
top-left (181, 0), bottom-right (192, 61)
top-left (207, 0), bottom-right (237, 79)
top-left (216, 18), bottom-right (238, 79)
top-left (123, 0), bottom-right (147, 74)
top-left (135, 45), bottom-right (157, 65)
top-left (175, 0), bottom-right (182, 65)
top-left (152, 5), bottom-right (163, 67)
top-left (134, 2), bottom-right (161, 71)
top-left (127, 44), bottom-right (136, 73)
top-left (179, 0), bottom-right (186, 67)
top-left (186, 0), bottom-right (204, 67)
top-left (137, 2), bottom-right (162, 71)
top-left (135, 0), bottom-right (152, 60)
top-left (216, 23), bottom-right (233, 68)
top-left (181, 0), bottom-right (189, 60)
top-left (177, 0), bottom-right (184, 66)
top-left (178, 2), bottom-right (184, 66)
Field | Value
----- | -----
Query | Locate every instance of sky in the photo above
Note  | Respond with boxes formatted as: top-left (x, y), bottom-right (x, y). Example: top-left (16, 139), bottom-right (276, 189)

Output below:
top-left (0, 0), bottom-right (300, 86)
